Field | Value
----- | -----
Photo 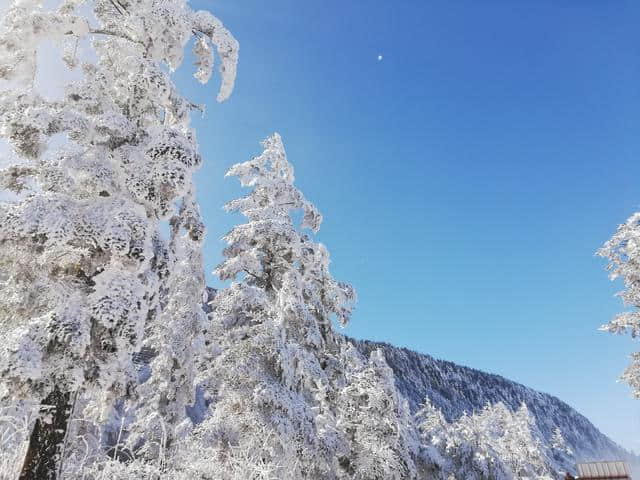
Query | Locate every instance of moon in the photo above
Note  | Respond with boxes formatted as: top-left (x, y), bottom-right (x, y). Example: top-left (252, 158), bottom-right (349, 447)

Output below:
top-left (377, 54), bottom-right (383, 61)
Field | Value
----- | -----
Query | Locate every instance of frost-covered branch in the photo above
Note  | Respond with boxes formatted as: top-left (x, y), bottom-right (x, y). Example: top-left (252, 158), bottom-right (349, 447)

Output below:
top-left (0, 0), bottom-right (238, 476)
top-left (598, 212), bottom-right (640, 397)
top-left (85, 28), bottom-right (145, 46)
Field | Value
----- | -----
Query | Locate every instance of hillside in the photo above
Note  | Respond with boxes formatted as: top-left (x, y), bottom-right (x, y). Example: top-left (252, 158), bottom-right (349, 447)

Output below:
top-left (349, 338), bottom-right (638, 473)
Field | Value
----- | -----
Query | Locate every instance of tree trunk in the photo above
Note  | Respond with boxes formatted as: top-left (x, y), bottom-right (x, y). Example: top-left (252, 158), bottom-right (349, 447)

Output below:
top-left (19, 386), bottom-right (72, 480)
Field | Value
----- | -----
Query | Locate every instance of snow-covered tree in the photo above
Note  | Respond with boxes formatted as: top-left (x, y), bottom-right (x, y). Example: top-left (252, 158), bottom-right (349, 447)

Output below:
top-left (185, 133), bottom-right (356, 479)
top-left (127, 193), bottom-right (209, 460)
top-left (414, 397), bottom-right (448, 476)
top-left (0, 0), bottom-right (237, 476)
top-left (549, 427), bottom-right (573, 473)
top-left (336, 345), bottom-right (418, 480)
top-left (598, 212), bottom-right (640, 398)
top-left (500, 403), bottom-right (555, 479)
top-left (416, 399), bottom-right (564, 480)
top-left (443, 409), bottom-right (510, 480)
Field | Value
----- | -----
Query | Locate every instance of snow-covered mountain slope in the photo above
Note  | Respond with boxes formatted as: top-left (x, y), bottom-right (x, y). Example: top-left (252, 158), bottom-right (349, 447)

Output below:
top-left (349, 338), bottom-right (639, 471)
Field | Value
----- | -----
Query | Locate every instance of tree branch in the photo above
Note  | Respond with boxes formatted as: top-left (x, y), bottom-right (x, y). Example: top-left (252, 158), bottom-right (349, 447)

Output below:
top-left (87, 29), bottom-right (144, 47)
top-left (109, 0), bottom-right (126, 16)
top-left (243, 268), bottom-right (262, 281)
top-left (188, 101), bottom-right (205, 113)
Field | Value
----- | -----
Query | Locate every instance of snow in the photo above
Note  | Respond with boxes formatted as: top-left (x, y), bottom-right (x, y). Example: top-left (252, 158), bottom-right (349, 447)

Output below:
top-left (0, 0), bottom-right (636, 479)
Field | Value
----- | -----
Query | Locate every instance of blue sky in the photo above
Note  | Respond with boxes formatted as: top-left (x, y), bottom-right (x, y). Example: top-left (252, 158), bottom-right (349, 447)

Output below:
top-left (178, 0), bottom-right (640, 452)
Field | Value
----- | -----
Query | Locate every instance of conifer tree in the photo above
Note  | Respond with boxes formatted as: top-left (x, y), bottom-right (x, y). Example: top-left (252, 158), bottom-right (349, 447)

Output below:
top-left (336, 346), bottom-right (418, 480)
top-left (598, 212), bottom-right (640, 397)
top-left (416, 399), bottom-right (564, 480)
top-left (0, 0), bottom-right (237, 476)
top-left (189, 133), bottom-right (356, 478)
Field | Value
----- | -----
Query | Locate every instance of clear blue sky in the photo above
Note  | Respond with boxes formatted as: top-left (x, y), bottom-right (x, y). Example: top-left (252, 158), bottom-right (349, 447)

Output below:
top-left (179, 0), bottom-right (640, 453)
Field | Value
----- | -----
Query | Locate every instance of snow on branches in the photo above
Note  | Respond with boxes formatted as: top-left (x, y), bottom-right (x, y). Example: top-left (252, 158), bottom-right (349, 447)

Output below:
top-left (216, 133), bottom-right (354, 327)
top-left (0, 0), bottom-right (237, 474)
top-left (416, 400), bottom-right (572, 479)
top-left (598, 212), bottom-right (640, 397)
top-left (191, 134), bottom-right (357, 478)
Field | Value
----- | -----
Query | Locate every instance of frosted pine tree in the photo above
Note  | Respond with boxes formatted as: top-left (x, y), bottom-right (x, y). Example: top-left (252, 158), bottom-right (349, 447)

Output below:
top-left (598, 212), bottom-right (640, 397)
top-left (184, 133), bottom-right (356, 479)
top-left (416, 400), bottom-right (561, 479)
top-left (336, 345), bottom-right (418, 480)
top-left (445, 410), bottom-right (508, 480)
top-left (496, 403), bottom-right (554, 479)
top-left (414, 397), bottom-right (449, 476)
top-left (550, 427), bottom-right (574, 474)
top-left (0, 0), bottom-right (237, 477)
top-left (127, 193), bottom-right (209, 460)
